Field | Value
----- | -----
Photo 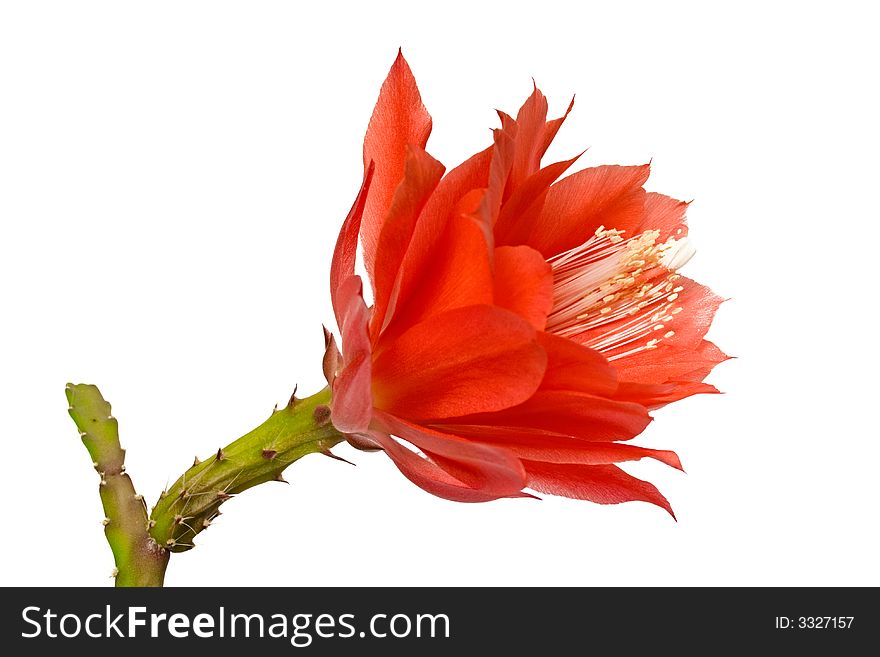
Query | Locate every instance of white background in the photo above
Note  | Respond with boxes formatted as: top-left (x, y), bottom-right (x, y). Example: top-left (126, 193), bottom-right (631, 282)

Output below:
top-left (1, 1), bottom-right (877, 587)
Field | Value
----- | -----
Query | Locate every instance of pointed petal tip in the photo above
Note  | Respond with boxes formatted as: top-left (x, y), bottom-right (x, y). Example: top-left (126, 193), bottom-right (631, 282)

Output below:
top-left (668, 452), bottom-right (685, 472)
top-left (525, 461), bottom-right (677, 518)
top-left (387, 50), bottom-right (418, 85)
top-left (360, 52), bottom-right (431, 279)
top-left (651, 489), bottom-right (677, 520)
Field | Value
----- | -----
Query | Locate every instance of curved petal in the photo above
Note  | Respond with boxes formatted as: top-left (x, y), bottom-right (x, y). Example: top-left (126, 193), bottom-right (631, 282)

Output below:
top-left (368, 430), bottom-right (526, 503)
top-left (539, 95), bottom-right (575, 160)
top-left (330, 276), bottom-right (373, 434)
top-left (640, 192), bottom-right (689, 242)
top-left (380, 213), bottom-right (494, 341)
top-left (361, 51), bottom-right (433, 280)
top-left (536, 331), bottom-right (617, 396)
top-left (403, 147), bottom-right (492, 270)
top-left (650, 277), bottom-right (723, 351)
top-left (453, 430), bottom-right (682, 469)
top-left (371, 146), bottom-right (445, 338)
top-left (524, 460), bottom-right (675, 518)
top-left (527, 164), bottom-right (650, 258)
top-left (494, 154), bottom-right (581, 246)
top-left (330, 164), bottom-right (374, 325)
top-left (387, 147), bottom-right (494, 335)
top-left (471, 128), bottom-right (515, 246)
top-left (493, 246), bottom-right (554, 330)
top-left (614, 380), bottom-right (719, 409)
top-left (371, 305), bottom-right (547, 422)
top-left (615, 339), bottom-right (730, 386)
top-left (445, 390), bottom-right (651, 442)
top-left (508, 84), bottom-right (549, 191)
top-left (583, 191), bottom-right (689, 244)
top-left (375, 412), bottom-right (527, 498)
top-left (608, 278), bottom-right (729, 385)
top-left (332, 352), bottom-right (372, 434)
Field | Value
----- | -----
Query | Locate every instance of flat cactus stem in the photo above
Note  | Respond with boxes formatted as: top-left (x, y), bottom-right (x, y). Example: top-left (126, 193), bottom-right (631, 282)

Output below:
top-left (149, 386), bottom-right (343, 552)
top-left (66, 384), bottom-right (169, 587)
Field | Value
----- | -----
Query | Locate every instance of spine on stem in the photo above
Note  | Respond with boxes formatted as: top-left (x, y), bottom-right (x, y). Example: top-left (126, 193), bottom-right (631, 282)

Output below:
top-left (68, 382), bottom-right (344, 585)
top-left (149, 387), bottom-right (343, 552)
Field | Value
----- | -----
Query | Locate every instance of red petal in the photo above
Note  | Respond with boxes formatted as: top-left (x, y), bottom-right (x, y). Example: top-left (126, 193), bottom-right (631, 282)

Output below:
top-left (494, 154), bottom-right (582, 246)
top-left (586, 191), bottom-right (689, 244)
top-left (370, 146), bottom-right (445, 338)
top-left (655, 278), bottom-right (723, 350)
top-left (371, 305), bottom-right (547, 422)
top-left (387, 147), bottom-right (494, 334)
top-left (527, 164), bottom-right (650, 258)
top-left (330, 276), bottom-right (373, 434)
top-left (524, 460), bottom-right (675, 518)
top-left (507, 85), bottom-right (549, 191)
top-left (380, 212), bottom-right (494, 340)
top-left (609, 277), bottom-right (729, 385)
top-left (616, 339), bottom-right (730, 386)
top-left (640, 192), bottom-right (689, 241)
top-left (472, 128), bottom-right (515, 241)
top-left (536, 331), bottom-right (617, 396)
top-left (368, 430), bottom-right (526, 503)
top-left (496, 109), bottom-right (516, 132)
top-left (361, 51), bottom-right (432, 281)
top-left (458, 431), bottom-right (681, 469)
top-left (411, 148), bottom-right (492, 250)
top-left (614, 380), bottom-right (719, 409)
top-left (446, 390), bottom-right (651, 442)
top-left (337, 276), bottom-right (371, 360)
top-left (676, 340), bottom-right (730, 382)
top-left (493, 246), bottom-right (554, 330)
top-left (376, 412), bottom-right (527, 497)
top-left (539, 96), bottom-right (575, 160)
top-left (332, 352), bottom-right (372, 434)
top-left (330, 164), bottom-right (374, 326)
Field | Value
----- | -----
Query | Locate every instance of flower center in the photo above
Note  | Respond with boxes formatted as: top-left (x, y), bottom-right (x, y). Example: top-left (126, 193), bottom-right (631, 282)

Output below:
top-left (546, 226), bottom-right (694, 360)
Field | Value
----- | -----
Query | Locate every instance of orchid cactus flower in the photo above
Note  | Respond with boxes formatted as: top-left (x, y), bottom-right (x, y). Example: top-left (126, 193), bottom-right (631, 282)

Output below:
top-left (327, 52), bottom-right (726, 513)
top-left (67, 52), bottom-right (726, 586)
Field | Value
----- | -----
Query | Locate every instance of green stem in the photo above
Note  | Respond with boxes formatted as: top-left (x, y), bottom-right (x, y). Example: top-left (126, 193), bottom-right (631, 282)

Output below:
top-left (67, 384), bottom-right (168, 586)
top-left (67, 384), bottom-right (344, 586)
top-left (149, 387), bottom-right (342, 552)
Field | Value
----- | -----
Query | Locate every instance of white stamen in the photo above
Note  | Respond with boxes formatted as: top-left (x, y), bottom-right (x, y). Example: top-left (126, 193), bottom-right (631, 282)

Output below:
top-left (546, 223), bottom-right (695, 361)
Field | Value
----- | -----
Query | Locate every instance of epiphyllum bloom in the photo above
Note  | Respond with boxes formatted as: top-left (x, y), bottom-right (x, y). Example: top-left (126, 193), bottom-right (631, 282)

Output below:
top-left (324, 53), bottom-right (727, 515)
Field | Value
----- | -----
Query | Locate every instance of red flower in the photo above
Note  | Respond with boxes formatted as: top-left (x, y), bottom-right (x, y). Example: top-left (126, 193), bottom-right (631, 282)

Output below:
top-left (325, 52), bottom-right (727, 516)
